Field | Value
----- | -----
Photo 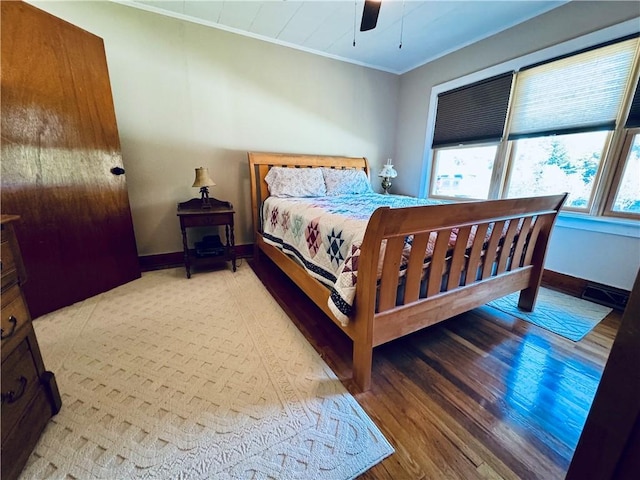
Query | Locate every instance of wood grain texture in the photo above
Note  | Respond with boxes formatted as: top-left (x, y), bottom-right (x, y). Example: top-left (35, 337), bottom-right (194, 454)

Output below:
top-left (1, 1), bottom-right (140, 318)
top-left (251, 254), bottom-right (620, 480)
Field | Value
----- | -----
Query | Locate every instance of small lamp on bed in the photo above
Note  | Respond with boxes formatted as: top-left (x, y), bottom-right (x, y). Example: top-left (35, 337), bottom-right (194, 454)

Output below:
top-left (378, 159), bottom-right (397, 194)
top-left (192, 167), bottom-right (216, 208)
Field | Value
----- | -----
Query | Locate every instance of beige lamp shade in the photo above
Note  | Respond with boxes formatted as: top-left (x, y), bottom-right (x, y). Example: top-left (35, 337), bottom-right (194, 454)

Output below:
top-left (192, 167), bottom-right (216, 188)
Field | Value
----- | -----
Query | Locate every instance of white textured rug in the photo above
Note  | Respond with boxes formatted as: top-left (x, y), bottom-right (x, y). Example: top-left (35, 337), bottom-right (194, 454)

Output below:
top-left (23, 266), bottom-right (393, 479)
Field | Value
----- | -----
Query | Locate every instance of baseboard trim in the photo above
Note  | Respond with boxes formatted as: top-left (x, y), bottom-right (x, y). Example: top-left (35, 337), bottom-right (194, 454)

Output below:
top-left (139, 244), bottom-right (254, 272)
top-left (541, 270), bottom-right (588, 298)
top-left (542, 270), bottom-right (630, 310)
top-left (139, 252), bottom-right (183, 272)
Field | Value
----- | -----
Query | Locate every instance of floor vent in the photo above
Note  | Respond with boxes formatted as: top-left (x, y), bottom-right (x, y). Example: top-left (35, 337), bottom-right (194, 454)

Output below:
top-left (581, 283), bottom-right (629, 311)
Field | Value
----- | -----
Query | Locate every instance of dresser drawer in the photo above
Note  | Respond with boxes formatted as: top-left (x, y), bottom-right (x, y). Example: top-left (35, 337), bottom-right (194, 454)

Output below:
top-left (1, 286), bottom-right (30, 361)
top-left (1, 338), bottom-right (40, 443)
top-left (1, 239), bottom-right (18, 290)
top-left (1, 385), bottom-right (52, 480)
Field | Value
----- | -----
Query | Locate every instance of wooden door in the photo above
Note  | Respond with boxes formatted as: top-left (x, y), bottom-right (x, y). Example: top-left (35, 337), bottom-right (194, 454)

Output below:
top-left (1, 1), bottom-right (141, 318)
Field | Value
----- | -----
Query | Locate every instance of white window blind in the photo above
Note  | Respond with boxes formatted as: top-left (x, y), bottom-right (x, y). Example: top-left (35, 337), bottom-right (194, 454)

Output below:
top-left (509, 37), bottom-right (639, 140)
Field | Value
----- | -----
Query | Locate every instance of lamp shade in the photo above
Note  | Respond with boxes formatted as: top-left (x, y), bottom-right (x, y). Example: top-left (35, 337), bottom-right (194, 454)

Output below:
top-left (378, 164), bottom-right (397, 179)
top-left (192, 167), bottom-right (216, 188)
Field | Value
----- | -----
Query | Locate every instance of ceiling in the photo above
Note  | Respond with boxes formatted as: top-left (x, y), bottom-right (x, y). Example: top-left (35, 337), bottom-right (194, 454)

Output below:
top-left (119, 0), bottom-right (569, 74)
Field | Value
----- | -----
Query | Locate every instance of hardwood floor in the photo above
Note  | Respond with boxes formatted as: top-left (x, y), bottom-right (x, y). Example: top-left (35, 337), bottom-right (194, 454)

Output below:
top-left (249, 254), bottom-right (621, 480)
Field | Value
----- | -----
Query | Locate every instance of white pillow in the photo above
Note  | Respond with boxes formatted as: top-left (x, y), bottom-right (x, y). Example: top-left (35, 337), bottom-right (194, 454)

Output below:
top-left (264, 167), bottom-right (326, 197)
top-left (322, 168), bottom-right (373, 195)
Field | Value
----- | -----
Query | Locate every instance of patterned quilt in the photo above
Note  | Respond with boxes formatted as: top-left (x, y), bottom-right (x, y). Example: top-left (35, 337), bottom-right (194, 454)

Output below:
top-left (261, 194), bottom-right (443, 325)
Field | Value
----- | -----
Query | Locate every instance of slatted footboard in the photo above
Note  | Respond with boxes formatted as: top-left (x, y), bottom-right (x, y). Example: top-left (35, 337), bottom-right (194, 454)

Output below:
top-left (351, 194), bottom-right (567, 390)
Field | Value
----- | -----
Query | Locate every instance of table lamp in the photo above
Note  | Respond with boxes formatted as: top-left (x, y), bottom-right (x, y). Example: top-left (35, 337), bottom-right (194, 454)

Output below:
top-left (378, 159), bottom-right (397, 194)
top-left (192, 167), bottom-right (216, 208)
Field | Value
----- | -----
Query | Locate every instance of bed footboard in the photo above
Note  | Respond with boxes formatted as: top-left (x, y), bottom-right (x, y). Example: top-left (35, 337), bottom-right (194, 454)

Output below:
top-left (350, 193), bottom-right (567, 390)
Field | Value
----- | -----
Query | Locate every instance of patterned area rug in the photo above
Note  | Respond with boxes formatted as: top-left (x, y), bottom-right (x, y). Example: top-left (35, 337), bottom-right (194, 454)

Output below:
top-left (23, 266), bottom-right (393, 479)
top-left (487, 287), bottom-right (612, 341)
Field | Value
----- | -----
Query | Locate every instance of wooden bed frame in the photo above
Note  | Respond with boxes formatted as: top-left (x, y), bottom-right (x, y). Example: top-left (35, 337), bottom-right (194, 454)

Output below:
top-left (248, 152), bottom-right (567, 392)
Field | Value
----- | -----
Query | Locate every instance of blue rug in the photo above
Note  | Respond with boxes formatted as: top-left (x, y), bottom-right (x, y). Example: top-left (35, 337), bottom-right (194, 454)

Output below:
top-left (487, 287), bottom-right (612, 341)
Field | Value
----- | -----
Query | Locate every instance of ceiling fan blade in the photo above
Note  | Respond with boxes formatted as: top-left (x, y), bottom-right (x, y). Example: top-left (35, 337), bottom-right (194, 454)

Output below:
top-left (360, 0), bottom-right (381, 32)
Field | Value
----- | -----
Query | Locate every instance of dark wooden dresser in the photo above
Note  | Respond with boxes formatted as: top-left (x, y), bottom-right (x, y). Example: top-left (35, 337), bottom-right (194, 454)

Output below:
top-left (1, 215), bottom-right (62, 480)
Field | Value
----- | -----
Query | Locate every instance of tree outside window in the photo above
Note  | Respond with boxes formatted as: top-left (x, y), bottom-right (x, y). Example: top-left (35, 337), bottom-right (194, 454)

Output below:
top-left (506, 132), bottom-right (608, 210)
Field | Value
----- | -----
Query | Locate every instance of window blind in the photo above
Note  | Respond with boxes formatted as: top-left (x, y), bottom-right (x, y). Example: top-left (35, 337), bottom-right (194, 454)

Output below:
top-left (508, 37), bottom-right (639, 140)
top-left (625, 79), bottom-right (640, 128)
top-left (432, 72), bottom-right (513, 148)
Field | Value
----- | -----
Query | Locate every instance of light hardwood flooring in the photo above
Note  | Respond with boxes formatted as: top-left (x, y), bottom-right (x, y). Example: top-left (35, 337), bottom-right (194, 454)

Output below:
top-left (250, 256), bottom-right (621, 480)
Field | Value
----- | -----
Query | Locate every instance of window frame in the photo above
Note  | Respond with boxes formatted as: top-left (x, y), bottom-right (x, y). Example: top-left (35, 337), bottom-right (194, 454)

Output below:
top-left (428, 141), bottom-right (501, 201)
top-left (603, 128), bottom-right (640, 219)
top-left (421, 18), bottom-right (640, 224)
top-left (502, 131), bottom-right (614, 214)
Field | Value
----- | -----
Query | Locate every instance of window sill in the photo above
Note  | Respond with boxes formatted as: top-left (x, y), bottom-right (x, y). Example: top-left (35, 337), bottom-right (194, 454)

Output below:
top-left (556, 212), bottom-right (640, 238)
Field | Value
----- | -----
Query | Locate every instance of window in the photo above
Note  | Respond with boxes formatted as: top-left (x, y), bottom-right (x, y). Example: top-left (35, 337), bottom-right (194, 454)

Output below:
top-left (431, 144), bottom-right (497, 199)
top-left (607, 130), bottom-right (640, 215)
top-left (506, 131), bottom-right (610, 210)
top-left (428, 33), bottom-right (640, 219)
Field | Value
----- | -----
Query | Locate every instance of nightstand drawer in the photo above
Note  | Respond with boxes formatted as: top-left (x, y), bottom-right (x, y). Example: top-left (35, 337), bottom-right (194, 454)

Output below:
top-left (1, 338), bottom-right (40, 443)
top-left (1, 286), bottom-right (30, 361)
top-left (181, 212), bottom-right (234, 227)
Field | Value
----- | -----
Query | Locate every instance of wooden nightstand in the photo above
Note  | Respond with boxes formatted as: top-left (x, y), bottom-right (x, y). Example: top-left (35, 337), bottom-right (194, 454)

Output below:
top-left (176, 198), bottom-right (236, 278)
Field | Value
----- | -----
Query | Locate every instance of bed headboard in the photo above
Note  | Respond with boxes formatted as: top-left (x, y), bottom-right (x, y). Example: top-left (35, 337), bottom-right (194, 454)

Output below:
top-left (247, 152), bottom-right (369, 239)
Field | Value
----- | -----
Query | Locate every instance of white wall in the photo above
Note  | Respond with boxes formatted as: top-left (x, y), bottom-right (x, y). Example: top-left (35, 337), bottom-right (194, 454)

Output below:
top-left (31, 1), bottom-right (399, 255)
top-left (546, 221), bottom-right (639, 289)
top-left (395, 1), bottom-right (640, 290)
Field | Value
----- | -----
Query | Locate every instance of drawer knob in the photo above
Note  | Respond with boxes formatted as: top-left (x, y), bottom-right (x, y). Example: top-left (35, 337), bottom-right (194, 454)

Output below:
top-left (1, 376), bottom-right (27, 404)
top-left (1, 315), bottom-right (18, 340)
